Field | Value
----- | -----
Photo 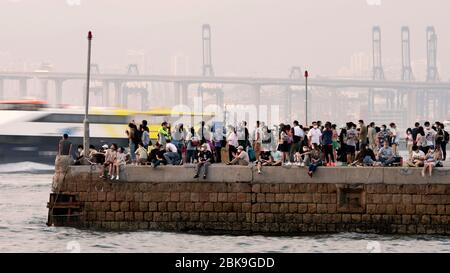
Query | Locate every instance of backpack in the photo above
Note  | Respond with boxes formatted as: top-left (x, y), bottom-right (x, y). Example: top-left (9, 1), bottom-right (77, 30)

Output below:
top-left (444, 130), bottom-right (449, 142)
top-left (132, 129), bottom-right (141, 144)
top-left (191, 136), bottom-right (200, 147)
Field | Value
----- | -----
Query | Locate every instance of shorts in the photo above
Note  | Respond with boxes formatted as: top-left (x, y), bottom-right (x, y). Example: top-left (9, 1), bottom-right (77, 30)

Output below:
top-left (390, 137), bottom-right (399, 146)
top-left (332, 140), bottom-right (339, 150)
top-left (277, 142), bottom-right (289, 153)
top-left (346, 145), bottom-right (356, 154)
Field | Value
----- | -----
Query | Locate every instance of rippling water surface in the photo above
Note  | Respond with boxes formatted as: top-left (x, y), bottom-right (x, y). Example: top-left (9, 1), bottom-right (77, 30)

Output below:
top-left (0, 162), bottom-right (449, 253)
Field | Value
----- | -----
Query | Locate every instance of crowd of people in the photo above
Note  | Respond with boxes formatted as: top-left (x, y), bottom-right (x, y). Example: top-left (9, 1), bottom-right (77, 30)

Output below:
top-left (58, 118), bottom-right (449, 180)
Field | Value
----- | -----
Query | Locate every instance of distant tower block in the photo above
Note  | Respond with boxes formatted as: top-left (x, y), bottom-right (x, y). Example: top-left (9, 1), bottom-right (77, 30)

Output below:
top-left (401, 27), bottom-right (414, 81)
top-left (425, 27), bottom-right (446, 120)
top-left (368, 26), bottom-right (386, 117)
top-left (401, 27), bottom-right (415, 124)
top-left (426, 26), bottom-right (439, 82)
top-left (202, 24), bottom-right (214, 77)
top-left (372, 26), bottom-right (385, 81)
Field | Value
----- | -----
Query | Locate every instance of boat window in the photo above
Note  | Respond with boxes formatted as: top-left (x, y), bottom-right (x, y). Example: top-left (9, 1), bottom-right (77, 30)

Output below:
top-left (33, 114), bottom-right (128, 124)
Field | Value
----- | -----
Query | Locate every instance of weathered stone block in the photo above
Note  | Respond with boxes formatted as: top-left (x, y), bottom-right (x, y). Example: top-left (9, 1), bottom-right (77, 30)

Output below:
top-left (111, 202), bottom-right (120, 212)
top-left (115, 212), bottom-right (124, 221)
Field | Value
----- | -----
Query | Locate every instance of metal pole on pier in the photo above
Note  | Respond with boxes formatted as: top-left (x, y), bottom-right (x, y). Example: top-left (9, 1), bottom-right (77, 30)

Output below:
top-left (304, 70), bottom-right (309, 126)
top-left (83, 31), bottom-right (93, 158)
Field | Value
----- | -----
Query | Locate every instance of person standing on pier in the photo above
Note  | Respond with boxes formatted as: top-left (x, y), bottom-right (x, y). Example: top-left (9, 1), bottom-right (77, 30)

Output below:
top-left (322, 122), bottom-right (335, 166)
top-left (158, 122), bottom-right (171, 148)
top-left (389, 123), bottom-right (399, 156)
top-left (307, 121), bottom-right (322, 148)
top-left (412, 122), bottom-right (420, 144)
top-left (252, 121), bottom-right (262, 160)
top-left (423, 121), bottom-right (437, 154)
top-left (367, 122), bottom-right (377, 152)
top-left (358, 120), bottom-right (368, 149)
top-left (126, 123), bottom-right (140, 164)
top-left (58, 134), bottom-right (72, 156)
top-left (438, 123), bottom-right (448, 160)
top-left (226, 125), bottom-right (238, 162)
top-left (290, 120), bottom-right (304, 162)
top-left (406, 128), bottom-right (414, 159)
top-left (345, 122), bottom-right (357, 165)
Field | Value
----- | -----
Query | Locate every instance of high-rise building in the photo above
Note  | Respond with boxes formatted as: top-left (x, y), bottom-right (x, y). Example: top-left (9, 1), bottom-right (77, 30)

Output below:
top-left (170, 55), bottom-right (190, 76)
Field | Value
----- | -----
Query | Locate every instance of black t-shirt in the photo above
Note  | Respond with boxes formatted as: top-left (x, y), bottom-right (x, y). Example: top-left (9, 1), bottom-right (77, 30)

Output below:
top-left (436, 129), bottom-right (444, 145)
top-left (198, 150), bottom-right (212, 162)
top-left (412, 127), bottom-right (419, 142)
top-left (260, 151), bottom-right (271, 161)
top-left (291, 128), bottom-right (300, 143)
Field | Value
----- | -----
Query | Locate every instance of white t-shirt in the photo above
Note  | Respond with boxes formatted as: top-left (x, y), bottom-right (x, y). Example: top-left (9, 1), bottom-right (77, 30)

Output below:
top-left (253, 127), bottom-right (262, 143)
top-left (227, 132), bottom-right (238, 147)
top-left (293, 126), bottom-right (305, 138)
top-left (412, 150), bottom-right (425, 159)
top-left (424, 127), bottom-right (436, 147)
top-left (116, 153), bottom-right (127, 165)
top-left (308, 127), bottom-right (322, 145)
top-left (135, 147), bottom-right (148, 159)
top-left (165, 143), bottom-right (178, 153)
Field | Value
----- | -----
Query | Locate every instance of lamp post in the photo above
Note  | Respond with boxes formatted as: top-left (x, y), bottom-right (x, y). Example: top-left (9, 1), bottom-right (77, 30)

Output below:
top-left (304, 70), bottom-right (309, 126)
top-left (83, 31), bottom-right (93, 158)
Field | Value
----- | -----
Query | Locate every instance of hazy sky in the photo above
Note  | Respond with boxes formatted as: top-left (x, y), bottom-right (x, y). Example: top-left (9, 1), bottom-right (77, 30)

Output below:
top-left (0, 0), bottom-right (449, 79)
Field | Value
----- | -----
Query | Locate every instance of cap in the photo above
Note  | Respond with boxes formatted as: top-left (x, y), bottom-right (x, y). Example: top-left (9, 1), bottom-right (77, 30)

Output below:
top-left (237, 146), bottom-right (244, 150)
top-left (102, 144), bottom-right (109, 149)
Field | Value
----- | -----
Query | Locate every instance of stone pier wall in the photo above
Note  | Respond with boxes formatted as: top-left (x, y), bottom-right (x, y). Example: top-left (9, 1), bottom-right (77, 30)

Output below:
top-left (50, 161), bottom-right (450, 235)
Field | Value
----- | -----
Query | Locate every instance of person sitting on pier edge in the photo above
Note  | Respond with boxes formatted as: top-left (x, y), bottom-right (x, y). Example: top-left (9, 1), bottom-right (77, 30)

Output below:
top-left (74, 145), bottom-right (84, 165)
top-left (307, 143), bottom-right (323, 178)
top-left (100, 144), bottom-right (117, 178)
top-left (294, 145), bottom-right (311, 167)
top-left (135, 143), bottom-right (148, 165)
top-left (58, 133), bottom-right (72, 156)
top-left (227, 146), bottom-right (250, 166)
top-left (406, 145), bottom-right (425, 167)
top-left (163, 139), bottom-right (181, 165)
top-left (422, 146), bottom-right (442, 177)
top-left (352, 143), bottom-right (376, 166)
top-left (149, 143), bottom-right (166, 168)
top-left (194, 143), bottom-right (212, 179)
top-left (256, 151), bottom-right (274, 174)
top-left (111, 147), bottom-right (126, 181)
top-left (377, 140), bottom-right (395, 167)
top-left (90, 144), bottom-right (107, 165)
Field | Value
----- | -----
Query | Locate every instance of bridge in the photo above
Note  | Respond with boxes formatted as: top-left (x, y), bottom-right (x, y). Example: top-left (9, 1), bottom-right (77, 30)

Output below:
top-left (1, 25), bottom-right (449, 126)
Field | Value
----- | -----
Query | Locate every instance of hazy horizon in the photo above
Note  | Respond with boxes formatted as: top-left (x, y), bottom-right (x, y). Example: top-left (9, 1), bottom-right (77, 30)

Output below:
top-left (0, 0), bottom-right (449, 80)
